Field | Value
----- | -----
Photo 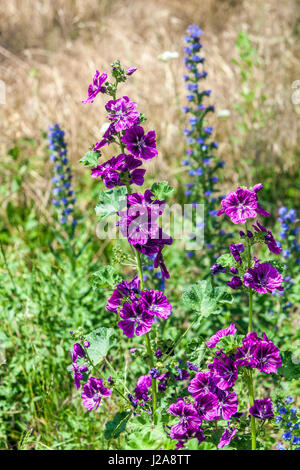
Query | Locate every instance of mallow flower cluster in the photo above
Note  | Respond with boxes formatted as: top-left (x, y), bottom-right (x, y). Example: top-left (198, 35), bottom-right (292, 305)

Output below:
top-left (48, 124), bottom-right (77, 231)
top-left (106, 277), bottom-right (172, 338)
top-left (211, 184), bottom-right (284, 295)
top-left (82, 60), bottom-right (172, 279)
top-left (73, 60), bottom-right (174, 421)
top-left (166, 323), bottom-right (280, 449)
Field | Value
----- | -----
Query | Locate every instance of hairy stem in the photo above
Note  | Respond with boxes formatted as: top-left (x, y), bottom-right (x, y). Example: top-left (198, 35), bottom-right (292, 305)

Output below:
top-left (245, 221), bottom-right (256, 450)
top-left (124, 183), bottom-right (158, 424)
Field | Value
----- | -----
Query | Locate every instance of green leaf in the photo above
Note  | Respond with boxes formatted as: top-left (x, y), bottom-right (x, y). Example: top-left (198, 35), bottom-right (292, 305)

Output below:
top-left (151, 181), bottom-right (174, 200)
top-left (79, 150), bottom-right (99, 167)
top-left (215, 253), bottom-right (235, 267)
top-left (95, 186), bottom-right (127, 220)
top-left (214, 286), bottom-right (234, 305)
top-left (85, 327), bottom-right (116, 366)
top-left (91, 265), bottom-right (122, 289)
top-left (278, 351), bottom-right (300, 380)
top-left (104, 412), bottom-right (131, 440)
top-left (187, 340), bottom-right (206, 366)
top-left (186, 438), bottom-right (202, 450)
top-left (182, 280), bottom-right (231, 317)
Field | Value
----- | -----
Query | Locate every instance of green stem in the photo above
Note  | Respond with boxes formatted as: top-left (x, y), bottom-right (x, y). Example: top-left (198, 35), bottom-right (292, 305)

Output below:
top-left (248, 289), bottom-right (253, 333)
top-left (248, 369), bottom-right (256, 451)
top-left (162, 317), bottom-right (199, 364)
top-left (134, 246), bottom-right (158, 424)
top-left (245, 222), bottom-right (256, 450)
top-left (124, 182), bottom-right (158, 422)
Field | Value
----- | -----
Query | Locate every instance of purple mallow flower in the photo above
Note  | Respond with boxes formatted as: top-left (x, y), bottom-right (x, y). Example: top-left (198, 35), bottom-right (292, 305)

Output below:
top-left (91, 154), bottom-right (145, 188)
top-left (255, 340), bottom-right (282, 374)
top-left (218, 427), bottom-right (237, 449)
top-left (217, 186), bottom-right (270, 224)
top-left (118, 301), bottom-right (154, 338)
top-left (215, 390), bottom-right (239, 421)
top-left (118, 190), bottom-right (165, 246)
top-left (122, 125), bottom-right (158, 160)
top-left (243, 262), bottom-right (283, 294)
top-left (206, 323), bottom-right (237, 348)
top-left (188, 371), bottom-right (212, 398)
top-left (140, 290), bottom-right (172, 319)
top-left (106, 276), bottom-right (140, 313)
top-left (249, 398), bottom-right (274, 420)
top-left (105, 96), bottom-right (139, 132)
top-left (210, 354), bottom-right (238, 391)
top-left (82, 70), bottom-right (108, 104)
top-left (252, 222), bottom-right (282, 255)
top-left (168, 398), bottom-right (202, 439)
top-left (195, 393), bottom-right (219, 421)
top-left (81, 377), bottom-right (112, 411)
top-left (235, 332), bottom-right (282, 373)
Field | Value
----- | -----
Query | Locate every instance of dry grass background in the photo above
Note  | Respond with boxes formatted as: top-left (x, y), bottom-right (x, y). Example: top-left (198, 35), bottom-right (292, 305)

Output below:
top-left (0, 0), bottom-right (299, 205)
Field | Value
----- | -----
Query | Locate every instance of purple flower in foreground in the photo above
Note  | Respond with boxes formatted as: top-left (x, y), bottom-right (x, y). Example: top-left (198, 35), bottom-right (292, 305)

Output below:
top-left (140, 289), bottom-right (172, 319)
top-left (215, 390), bottom-right (239, 420)
top-left (254, 340), bottom-right (282, 374)
top-left (195, 392), bottom-right (219, 421)
top-left (122, 125), bottom-right (158, 160)
top-left (206, 323), bottom-right (237, 348)
top-left (118, 301), bottom-right (154, 337)
top-left (168, 398), bottom-right (202, 439)
top-left (82, 70), bottom-right (108, 104)
top-left (211, 354), bottom-right (238, 391)
top-left (218, 427), bottom-right (237, 449)
top-left (105, 96), bottom-right (139, 132)
top-left (118, 191), bottom-right (164, 246)
top-left (249, 398), bottom-right (274, 420)
top-left (234, 338), bottom-right (258, 368)
top-left (81, 377), bottom-right (112, 411)
top-left (243, 262), bottom-right (283, 294)
top-left (217, 186), bottom-right (270, 224)
top-left (188, 371), bottom-right (212, 398)
top-left (106, 276), bottom-right (140, 313)
top-left (91, 154), bottom-right (145, 188)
